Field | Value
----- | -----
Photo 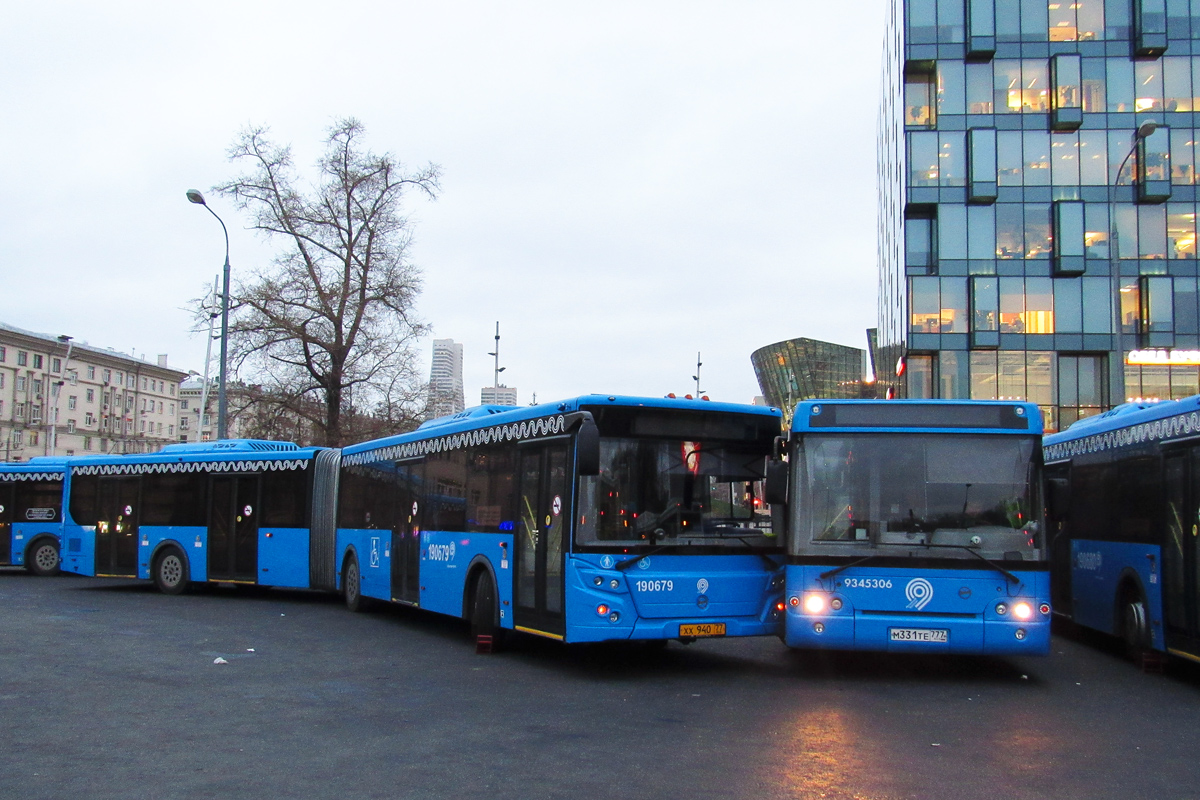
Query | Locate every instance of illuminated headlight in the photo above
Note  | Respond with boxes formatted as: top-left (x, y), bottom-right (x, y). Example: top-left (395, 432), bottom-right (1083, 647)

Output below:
top-left (803, 594), bottom-right (827, 614)
top-left (996, 602), bottom-right (1008, 616)
top-left (596, 604), bottom-right (610, 617)
top-left (1013, 602), bottom-right (1033, 621)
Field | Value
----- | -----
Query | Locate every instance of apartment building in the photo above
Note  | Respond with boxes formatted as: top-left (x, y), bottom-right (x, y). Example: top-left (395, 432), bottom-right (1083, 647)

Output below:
top-left (0, 322), bottom-right (188, 460)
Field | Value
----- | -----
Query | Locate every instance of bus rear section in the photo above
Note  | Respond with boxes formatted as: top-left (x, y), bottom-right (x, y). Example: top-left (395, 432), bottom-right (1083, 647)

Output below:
top-left (60, 441), bottom-right (322, 593)
top-left (0, 459), bottom-right (67, 575)
top-left (1042, 395), bottom-right (1200, 666)
top-left (335, 396), bottom-right (787, 645)
top-left (778, 400), bottom-right (1051, 655)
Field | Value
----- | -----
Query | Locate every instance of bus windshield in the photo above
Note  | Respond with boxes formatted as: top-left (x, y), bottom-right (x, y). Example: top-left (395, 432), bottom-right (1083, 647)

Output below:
top-left (793, 433), bottom-right (1042, 561)
top-left (575, 437), bottom-right (776, 549)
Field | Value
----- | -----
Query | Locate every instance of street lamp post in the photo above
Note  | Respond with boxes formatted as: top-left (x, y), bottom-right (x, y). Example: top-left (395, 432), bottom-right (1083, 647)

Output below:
top-left (186, 189), bottom-right (231, 440)
top-left (692, 352), bottom-right (704, 397)
top-left (1109, 121), bottom-right (1159, 409)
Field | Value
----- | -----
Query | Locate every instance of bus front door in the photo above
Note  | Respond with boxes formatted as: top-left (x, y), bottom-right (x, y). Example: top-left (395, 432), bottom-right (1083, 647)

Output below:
top-left (208, 475), bottom-right (260, 583)
top-left (0, 483), bottom-right (12, 564)
top-left (96, 477), bottom-right (140, 577)
top-left (514, 442), bottom-right (568, 638)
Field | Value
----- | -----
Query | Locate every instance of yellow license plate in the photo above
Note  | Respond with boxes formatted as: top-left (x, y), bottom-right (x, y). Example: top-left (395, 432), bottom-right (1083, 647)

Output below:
top-left (679, 622), bottom-right (726, 638)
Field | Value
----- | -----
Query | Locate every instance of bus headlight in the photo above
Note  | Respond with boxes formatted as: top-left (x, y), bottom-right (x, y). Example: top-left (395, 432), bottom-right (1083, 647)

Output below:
top-left (1013, 602), bottom-right (1033, 620)
top-left (803, 594), bottom-right (827, 614)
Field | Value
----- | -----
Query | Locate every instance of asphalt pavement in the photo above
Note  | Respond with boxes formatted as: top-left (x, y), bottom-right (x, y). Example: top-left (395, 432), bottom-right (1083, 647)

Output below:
top-left (2, 570), bottom-right (1199, 800)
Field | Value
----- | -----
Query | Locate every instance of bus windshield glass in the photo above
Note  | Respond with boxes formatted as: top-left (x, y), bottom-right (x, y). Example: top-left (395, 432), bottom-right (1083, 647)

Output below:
top-left (793, 434), bottom-right (1042, 561)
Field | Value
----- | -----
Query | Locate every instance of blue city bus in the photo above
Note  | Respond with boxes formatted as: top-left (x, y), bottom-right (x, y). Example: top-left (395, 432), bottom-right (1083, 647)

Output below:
top-left (1043, 395), bottom-right (1200, 665)
top-left (772, 400), bottom-right (1051, 654)
top-left (59, 440), bottom-right (330, 593)
top-left (335, 395), bottom-right (786, 645)
top-left (0, 457), bottom-right (67, 575)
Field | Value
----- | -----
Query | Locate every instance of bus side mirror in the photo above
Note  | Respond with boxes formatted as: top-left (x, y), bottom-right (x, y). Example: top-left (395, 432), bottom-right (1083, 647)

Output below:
top-left (1046, 477), bottom-right (1069, 520)
top-left (765, 460), bottom-right (789, 505)
top-left (577, 420), bottom-right (600, 476)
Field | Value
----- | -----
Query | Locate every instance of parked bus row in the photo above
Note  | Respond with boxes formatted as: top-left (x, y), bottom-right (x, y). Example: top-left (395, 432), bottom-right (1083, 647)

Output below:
top-left (0, 394), bottom-right (1066, 659)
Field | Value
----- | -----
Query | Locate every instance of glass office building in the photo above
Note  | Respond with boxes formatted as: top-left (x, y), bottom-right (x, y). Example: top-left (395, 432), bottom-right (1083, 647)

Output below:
top-left (880, 0), bottom-right (1200, 430)
top-left (751, 337), bottom-right (874, 421)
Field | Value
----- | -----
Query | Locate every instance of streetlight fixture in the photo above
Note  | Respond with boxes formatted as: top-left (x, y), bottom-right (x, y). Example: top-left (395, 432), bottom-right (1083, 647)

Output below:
top-left (487, 321), bottom-right (506, 389)
top-left (692, 352), bottom-right (704, 397)
top-left (186, 189), bottom-right (231, 440)
top-left (1109, 121), bottom-right (1158, 408)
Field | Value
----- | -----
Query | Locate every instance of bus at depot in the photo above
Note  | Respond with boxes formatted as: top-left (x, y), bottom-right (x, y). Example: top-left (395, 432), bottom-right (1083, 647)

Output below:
top-left (336, 395), bottom-right (786, 646)
top-left (59, 440), bottom-right (328, 591)
top-left (769, 399), bottom-right (1051, 654)
top-left (0, 457), bottom-right (67, 575)
top-left (56, 395), bottom-right (787, 649)
top-left (1043, 394), bottom-right (1200, 666)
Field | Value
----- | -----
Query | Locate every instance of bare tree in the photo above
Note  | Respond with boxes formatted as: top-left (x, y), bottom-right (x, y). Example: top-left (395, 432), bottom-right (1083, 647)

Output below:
top-left (211, 118), bottom-right (440, 446)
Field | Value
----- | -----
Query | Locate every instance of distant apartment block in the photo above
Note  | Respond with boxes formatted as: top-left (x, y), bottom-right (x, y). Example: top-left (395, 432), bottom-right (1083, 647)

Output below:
top-left (0, 322), bottom-right (188, 460)
top-left (427, 339), bottom-right (465, 418)
top-left (481, 385), bottom-right (518, 406)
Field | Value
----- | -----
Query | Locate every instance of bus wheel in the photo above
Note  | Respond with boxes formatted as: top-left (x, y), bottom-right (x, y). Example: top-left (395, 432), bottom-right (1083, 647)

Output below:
top-left (1120, 593), bottom-right (1150, 660)
top-left (153, 547), bottom-right (190, 595)
top-left (470, 572), bottom-right (505, 652)
top-left (343, 554), bottom-right (367, 613)
top-left (25, 539), bottom-right (60, 577)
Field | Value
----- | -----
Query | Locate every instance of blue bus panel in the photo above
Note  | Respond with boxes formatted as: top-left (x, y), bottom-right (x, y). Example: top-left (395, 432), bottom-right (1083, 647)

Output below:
top-left (60, 440), bottom-right (322, 593)
top-left (780, 399), bottom-right (1051, 656)
top-left (0, 458), bottom-right (67, 575)
top-left (337, 395), bottom-right (786, 645)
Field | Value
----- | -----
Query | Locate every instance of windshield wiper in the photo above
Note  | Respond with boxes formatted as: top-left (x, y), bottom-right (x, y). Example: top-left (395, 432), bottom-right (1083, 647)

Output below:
top-left (615, 547), bottom-right (671, 571)
top-left (917, 542), bottom-right (1021, 584)
top-left (819, 555), bottom-right (881, 581)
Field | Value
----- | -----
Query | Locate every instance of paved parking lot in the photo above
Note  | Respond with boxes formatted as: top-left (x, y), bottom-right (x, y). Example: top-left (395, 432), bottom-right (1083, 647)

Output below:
top-left (3, 570), bottom-right (1200, 800)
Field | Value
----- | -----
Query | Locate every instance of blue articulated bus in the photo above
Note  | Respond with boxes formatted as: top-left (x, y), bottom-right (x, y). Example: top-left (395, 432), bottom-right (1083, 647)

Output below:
top-left (59, 440), bottom-right (331, 593)
top-left (0, 458), bottom-right (67, 575)
top-left (335, 395), bottom-right (786, 645)
top-left (1043, 395), bottom-right (1200, 665)
top-left (772, 400), bottom-right (1051, 654)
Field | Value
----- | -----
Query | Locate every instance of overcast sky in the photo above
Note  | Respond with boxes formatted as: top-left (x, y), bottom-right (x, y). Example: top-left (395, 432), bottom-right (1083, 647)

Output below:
top-left (1, 1), bottom-right (888, 409)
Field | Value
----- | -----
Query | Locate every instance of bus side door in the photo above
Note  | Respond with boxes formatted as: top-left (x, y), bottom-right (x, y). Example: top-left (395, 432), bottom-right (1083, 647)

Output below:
top-left (514, 441), bottom-right (568, 637)
top-left (390, 460), bottom-right (421, 605)
top-left (0, 483), bottom-right (12, 564)
top-left (1164, 450), bottom-right (1200, 646)
top-left (96, 477), bottom-right (140, 577)
top-left (208, 475), bottom-right (260, 583)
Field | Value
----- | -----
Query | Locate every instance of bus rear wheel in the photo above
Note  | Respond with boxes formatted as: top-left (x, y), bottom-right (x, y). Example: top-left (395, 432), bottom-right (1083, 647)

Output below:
top-left (343, 554), bottom-right (368, 613)
top-left (25, 539), bottom-right (60, 577)
top-left (470, 572), bottom-right (505, 651)
top-left (153, 547), bottom-right (189, 595)
top-left (1120, 593), bottom-right (1150, 658)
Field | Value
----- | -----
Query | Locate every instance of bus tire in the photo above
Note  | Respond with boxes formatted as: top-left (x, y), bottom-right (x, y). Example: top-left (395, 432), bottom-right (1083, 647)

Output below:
top-left (25, 538), bottom-right (60, 577)
top-left (152, 546), bottom-right (190, 595)
top-left (470, 571), bottom-right (505, 651)
top-left (1120, 591), bottom-right (1149, 659)
top-left (343, 553), bottom-right (368, 613)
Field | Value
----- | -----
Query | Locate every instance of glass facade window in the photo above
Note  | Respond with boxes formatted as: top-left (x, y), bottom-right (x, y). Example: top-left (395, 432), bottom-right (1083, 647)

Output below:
top-left (880, 0), bottom-right (1200, 427)
top-left (1051, 54), bottom-right (1083, 130)
top-left (1053, 200), bottom-right (1086, 275)
top-left (906, 68), bottom-right (936, 126)
top-left (968, 127), bottom-right (998, 202)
